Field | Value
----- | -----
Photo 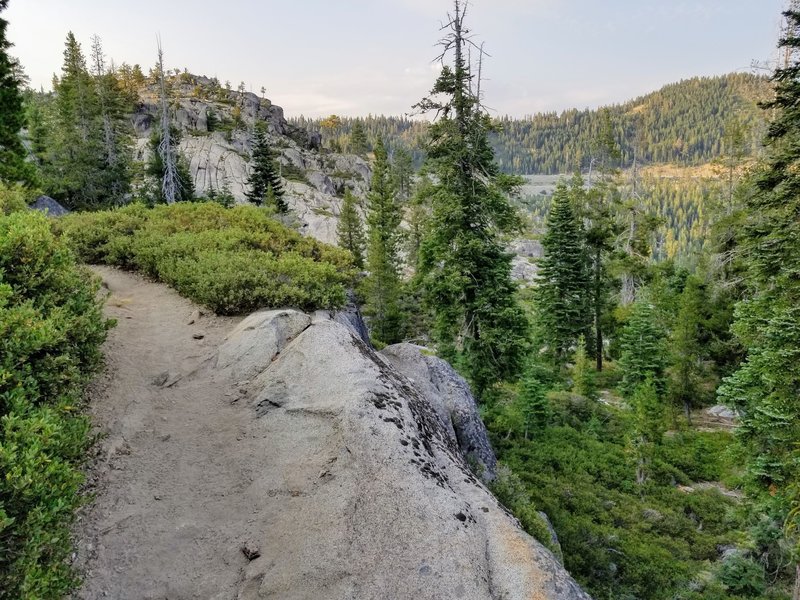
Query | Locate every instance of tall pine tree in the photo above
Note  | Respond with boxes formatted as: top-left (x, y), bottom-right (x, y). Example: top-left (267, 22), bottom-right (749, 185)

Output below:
top-left (42, 32), bottom-right (133, 208)
top-left (414, 0), bottom-right (527, 394)
top-left (349, 120), bottom-right (368, 156)
top-left (581, 113), bottom-right (623, 371)
top-left (337, 187), bottom-right (366, 269)
top-left (246, 126), bottom-right (286, 211)
top-left (364, 136), bottom-right (403, 344)
top-left (619, 298), bottom-right (666, 398)
top-left (668, 276), bottom-right (706, 422)
top-left (536, 176), bottom-right (590, 365)
top-left (0, 0), bottom-right (31, 184)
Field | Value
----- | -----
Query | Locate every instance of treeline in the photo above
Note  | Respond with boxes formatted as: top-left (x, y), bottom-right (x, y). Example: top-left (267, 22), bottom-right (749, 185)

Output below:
top-left (524, 170), bottom-right (732, 261)
top-left (293, 73), bottom-right (769, 175)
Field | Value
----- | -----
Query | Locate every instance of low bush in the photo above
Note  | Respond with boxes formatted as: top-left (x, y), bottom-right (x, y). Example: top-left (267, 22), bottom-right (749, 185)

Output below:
top-left (0, 210), bottom-right (111, 598)
top-left (57, 202), bottom-right (354, 314)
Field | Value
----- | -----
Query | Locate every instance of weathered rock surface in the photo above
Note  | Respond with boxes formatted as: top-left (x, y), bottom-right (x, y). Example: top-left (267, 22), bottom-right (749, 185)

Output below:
top-left (380, 342), bottom-right (498, 482)
top-left (508, 237), bottom-right (542, 285)
top-left (224, 310), bottom-right (590, 600)
top-left (77, 267), bottom-right (591, 599)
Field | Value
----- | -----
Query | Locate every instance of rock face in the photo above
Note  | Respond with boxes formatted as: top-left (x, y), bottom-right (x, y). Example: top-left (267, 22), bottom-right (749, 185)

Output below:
top-left (132, 80), bottom-right (371, 246)
top-left (380, 342), bottom-right (498, 482)
top-left (215, 309), bottom-right (591, 600)
top-left (508, 238), bottom-right (542, 285)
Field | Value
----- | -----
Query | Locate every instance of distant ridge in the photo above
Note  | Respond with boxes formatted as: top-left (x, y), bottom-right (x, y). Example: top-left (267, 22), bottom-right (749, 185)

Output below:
top-left (291, 73), bottom-right (772, 175)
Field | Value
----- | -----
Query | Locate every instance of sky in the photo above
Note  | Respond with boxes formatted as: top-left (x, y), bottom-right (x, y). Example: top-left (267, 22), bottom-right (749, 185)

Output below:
top-left (5, 0), bottom-right (787, 118)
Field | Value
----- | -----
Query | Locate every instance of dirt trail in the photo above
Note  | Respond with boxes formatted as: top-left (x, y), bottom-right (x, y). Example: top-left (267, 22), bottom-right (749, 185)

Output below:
top-left (74, 266), bottom-right (267, 599)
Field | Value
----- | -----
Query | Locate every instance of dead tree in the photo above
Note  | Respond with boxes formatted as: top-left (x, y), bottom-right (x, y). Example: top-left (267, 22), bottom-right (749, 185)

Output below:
top-left (156, 37), bottom-right (179, 204)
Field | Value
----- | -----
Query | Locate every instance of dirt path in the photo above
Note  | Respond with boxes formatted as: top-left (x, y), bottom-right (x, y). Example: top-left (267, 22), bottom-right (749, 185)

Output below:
top-left (73, 267), bottom-right (268, 599)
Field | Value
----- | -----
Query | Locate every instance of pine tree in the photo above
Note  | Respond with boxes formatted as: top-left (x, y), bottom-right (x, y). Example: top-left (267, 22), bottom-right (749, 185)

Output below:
top-left (619, 298), bottom-right (666, 398)
top-left (89, 36), bottom-right (132, 204)
top-left (391, 146), bottom-right (414, 201)
top-left (581, 114), bottom-right (624, 371)
top-left (337, 188), bottom-right (366, 268)
top-left (363, 137), bottom-right (403, 344)
top-left (414, 0), bottom-right (528, 394)
top-left (155, 39), bottom-right (182, 204)
top-left (668, 276), bottom-right (706, 422)
top-left (349, 120), bottom-right (368, 155)
top-left (572, 336), bottom-right (597, 400)
top-left (536, 177), bottom-right (590, 365)
top-left (718, 8), bottom-right (800, 592)
top-left (246, 127), bottom-right (286, 211)
top-left (519, 369), bottom-right (549, 440)
top-left (628, 377), bottom-right (664, 485)
top-left (45, 32), bottom-right (106, 209)
top-left (0, 0), bottom-right (31, 184)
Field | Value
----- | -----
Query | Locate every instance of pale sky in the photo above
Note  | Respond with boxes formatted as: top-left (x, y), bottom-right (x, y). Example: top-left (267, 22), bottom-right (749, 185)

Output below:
top-left (5, 0), bottom-right (786, 118)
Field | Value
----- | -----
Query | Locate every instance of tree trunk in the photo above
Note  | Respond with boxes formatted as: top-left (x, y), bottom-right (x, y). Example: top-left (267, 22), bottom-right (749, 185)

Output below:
top-left (594, 248), bottom-right (603, 372)
top-left (793, 563), bottom-right (800, 600)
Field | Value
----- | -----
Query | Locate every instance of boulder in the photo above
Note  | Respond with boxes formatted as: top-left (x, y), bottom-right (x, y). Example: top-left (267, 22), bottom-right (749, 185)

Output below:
top-left (29, 195), bottom-right (69, 216)
top-left (216, 310), bottom-right (591, 600)
top-left (705, 405), bottom-right (738, 420)
top-left (306, 170), bottom-right (337, 196)
top-left (379, 343), bottom-right (498, 482)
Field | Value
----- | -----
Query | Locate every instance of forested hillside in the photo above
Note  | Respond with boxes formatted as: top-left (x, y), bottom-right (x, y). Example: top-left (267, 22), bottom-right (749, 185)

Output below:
top-left (290, 73), bottom-right (770, 174)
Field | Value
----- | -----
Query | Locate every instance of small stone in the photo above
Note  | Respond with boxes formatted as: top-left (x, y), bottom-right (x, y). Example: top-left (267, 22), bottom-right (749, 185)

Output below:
top-left (241, 543), bottom-right (261, 561)
top-left (193, 333), bottom-right (205, 340)
top-left (152, 371), bottom-right (169, 386)
top-left (153, 494), bottom-right (162, 501)
top-left (187, 309), bottom-right (201, 325)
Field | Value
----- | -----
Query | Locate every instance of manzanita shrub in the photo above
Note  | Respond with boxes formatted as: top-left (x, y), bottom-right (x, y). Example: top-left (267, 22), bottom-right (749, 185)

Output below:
top-left (0, 210), bottom-right (111, 598)
top-left (57, 202), bottom-right (353, 314)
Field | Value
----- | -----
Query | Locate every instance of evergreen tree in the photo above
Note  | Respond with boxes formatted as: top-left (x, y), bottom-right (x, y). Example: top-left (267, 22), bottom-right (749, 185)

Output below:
top-left (572, 336), bottom-right (597, 400)
top-left (628, 377), bottom-right (664, 485)
top-left (519, 369), bottom-right (550, 440)
top-left (668, 276), bottom-right (706, 422)
top-left (89, 36), bottom-right (132, 203)
top-left (718, 8), bottom-right (800, 591)
top-left (619, 298), bottom-right (666, 398)
top-left (414, 0), bottom-right (528, 394)
top-left (536, 177), bottom-right (590, 365)
top-left (391, 146), bottom-right (414, 201)
top-left (350, 120), bottom-right (368, 155)
top-left (246, 126), bottom-right (286, 211)
top-left (0, 0), bottom-right (31, 184)
top-left (337, 187), bottom-right (366, 269)
top-left (38, 32), bottom-right (133, 207)
top-left (364, 136), bottom-right (403, 344)
top-left (580, 118), bottom-right (623, 371)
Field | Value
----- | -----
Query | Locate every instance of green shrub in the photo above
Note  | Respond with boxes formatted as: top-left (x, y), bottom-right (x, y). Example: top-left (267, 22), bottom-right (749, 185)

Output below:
top-left (719, 554), bottom-right (766, 597)
top-left (0, 183), bottom-right (32, 215)
top-left (58, 202), bottom-right (353, 314)
top-left (0, 211), bottom-right (111, 598)
top-left (484, 376), bottom-right (748, 600)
